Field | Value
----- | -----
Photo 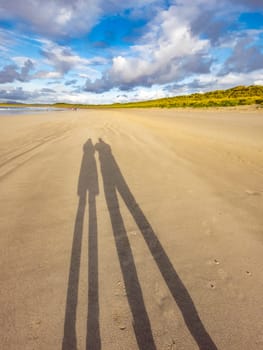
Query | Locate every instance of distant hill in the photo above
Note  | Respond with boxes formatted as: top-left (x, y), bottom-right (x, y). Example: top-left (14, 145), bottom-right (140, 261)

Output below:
top-left (1, 85), bottom-right (263, 109)
top-left (107, 85), bottom-right (263, 108)
top-left (203, 85), bottom-right (263, 98)
top-left (53, 85), bottom-right (263, 109)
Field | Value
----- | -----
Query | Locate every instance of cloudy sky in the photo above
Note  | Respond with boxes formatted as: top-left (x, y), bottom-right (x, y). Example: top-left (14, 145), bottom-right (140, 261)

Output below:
top-left (0, 0), bottom-right (263, 104)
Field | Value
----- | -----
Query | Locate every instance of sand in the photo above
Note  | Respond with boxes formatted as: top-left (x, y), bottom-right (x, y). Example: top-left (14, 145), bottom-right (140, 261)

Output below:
top-left (0, 108), bottom-right (263, 350)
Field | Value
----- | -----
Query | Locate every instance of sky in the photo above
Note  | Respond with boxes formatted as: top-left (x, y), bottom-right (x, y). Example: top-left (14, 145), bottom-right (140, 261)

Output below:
top-left (0, 0), bottom-right (263, 104)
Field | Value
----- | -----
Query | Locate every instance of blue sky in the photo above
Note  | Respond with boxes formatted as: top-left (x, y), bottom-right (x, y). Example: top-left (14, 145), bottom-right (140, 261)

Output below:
top-left (0, 0), bottom-right (262, 104)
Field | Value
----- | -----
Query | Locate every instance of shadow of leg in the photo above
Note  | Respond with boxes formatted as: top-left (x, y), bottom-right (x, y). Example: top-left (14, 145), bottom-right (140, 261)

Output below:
top-left (86, 193), bottom-right (101, 350)
top-left (62, 196), bottom-right (86, 350)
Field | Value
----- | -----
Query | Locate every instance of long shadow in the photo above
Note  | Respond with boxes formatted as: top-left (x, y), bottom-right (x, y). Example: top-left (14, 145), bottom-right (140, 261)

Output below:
top-left (62, 139), bottom-right (101, 350)
top-left (95, 138), bottom-right (217, 350)
top-left (96, 140), bottom-right (157, 350)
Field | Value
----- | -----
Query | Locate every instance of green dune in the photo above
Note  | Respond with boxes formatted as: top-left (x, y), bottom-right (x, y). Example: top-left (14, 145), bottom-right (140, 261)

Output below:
top-left (1, 85), bottom-right (263, 109)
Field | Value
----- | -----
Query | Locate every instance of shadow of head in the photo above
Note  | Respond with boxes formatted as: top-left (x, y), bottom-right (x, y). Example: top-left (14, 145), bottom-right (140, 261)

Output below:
top-left (83, 138), bottom-right (95, 154)
top-left (95, 138), bottom-right (111, 156)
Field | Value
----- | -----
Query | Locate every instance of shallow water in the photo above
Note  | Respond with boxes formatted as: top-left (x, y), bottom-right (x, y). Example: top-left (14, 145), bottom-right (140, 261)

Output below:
top-left (0, 107), bottom-right (66, 115)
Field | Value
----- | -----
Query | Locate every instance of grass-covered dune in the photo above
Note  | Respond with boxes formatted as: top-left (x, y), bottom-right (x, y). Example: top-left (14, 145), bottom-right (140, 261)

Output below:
top-left (1, 85), bottom-right (263, 109)
top-left (53, 85), bottom-right (263, 109)
top-left (112, 85), bottom-right (263, 108)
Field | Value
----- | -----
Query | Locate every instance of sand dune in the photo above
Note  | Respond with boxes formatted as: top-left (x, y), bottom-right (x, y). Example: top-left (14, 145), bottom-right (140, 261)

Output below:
top-left (0, 108), bottom-right (263, 350)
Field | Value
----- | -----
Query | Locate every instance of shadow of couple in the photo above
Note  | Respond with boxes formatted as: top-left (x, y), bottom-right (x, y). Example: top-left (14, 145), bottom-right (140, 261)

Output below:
top-left (62, 138), bottom-right (217, 350)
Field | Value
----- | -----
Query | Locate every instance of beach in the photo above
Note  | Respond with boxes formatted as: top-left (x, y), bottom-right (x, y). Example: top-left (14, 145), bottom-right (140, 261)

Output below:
top-left (0, 108), bottom-right (263, 350)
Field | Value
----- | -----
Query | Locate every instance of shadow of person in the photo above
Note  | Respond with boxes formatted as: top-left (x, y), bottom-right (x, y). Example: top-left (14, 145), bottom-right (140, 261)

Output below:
top-left (95, 138), bottom-right (217, 350)
top-left (62, 139), bottom-right (101, 350)
top-left (95, 139), bottom-right (156, 350)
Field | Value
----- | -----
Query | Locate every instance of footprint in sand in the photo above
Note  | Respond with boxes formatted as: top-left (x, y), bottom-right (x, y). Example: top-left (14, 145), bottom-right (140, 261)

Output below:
top-left (114, 280), bottom-right (127, 297)
top-left (207, 281), bottom-right (216, 289)
top-left (28, 319), bottom-right (41, 341)
top-left (207, 258), bottom-right (220, 266)
top-left (112, 311), bottom-right (127, 331)
top-left (245, 190), bottom-right (261, 196)
top-left (166, 338), bottom-right (177, 350)
top-left (128, 230), bottom-right (138, 237)
top-left (204, 227), bottom-right (214, 236)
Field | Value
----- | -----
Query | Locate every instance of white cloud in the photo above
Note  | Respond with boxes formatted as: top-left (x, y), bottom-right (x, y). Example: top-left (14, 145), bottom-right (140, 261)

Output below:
top-left (0, 59), bottom-right (34, 84)
top-left (0, 0), bottom-right (163, 38)
top-left (217, 69), bottom-right (263, 87)
top-left (0, 32), bottom-right (104, 84)
top-left (35, 71), bottom-right (62, 79)
top-left (0, 0), bottom-right (101, 37)
top-left (167, 68), bottom-right (263, 94)
top-left (85, 5), bottom-right (211, 91)
top-left (12, 56), bottom-right (36, 66)
top-left (1, 0), bottom-right (262, 102)
top-left (33, 40), bottom-right (103, 82)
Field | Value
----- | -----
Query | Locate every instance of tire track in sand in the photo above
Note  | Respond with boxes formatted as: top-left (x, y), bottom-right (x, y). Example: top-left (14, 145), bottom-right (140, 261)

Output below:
top-left (0, 128), bottom-right (70, 181)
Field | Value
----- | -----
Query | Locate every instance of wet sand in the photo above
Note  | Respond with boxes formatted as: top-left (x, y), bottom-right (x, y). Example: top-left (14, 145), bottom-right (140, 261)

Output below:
top-left (0, 108), bottom-right (263, 349)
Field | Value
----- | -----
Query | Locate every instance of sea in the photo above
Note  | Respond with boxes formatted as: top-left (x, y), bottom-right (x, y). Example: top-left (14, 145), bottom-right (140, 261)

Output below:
top-left (0, 107), bottom-right (67, 116)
